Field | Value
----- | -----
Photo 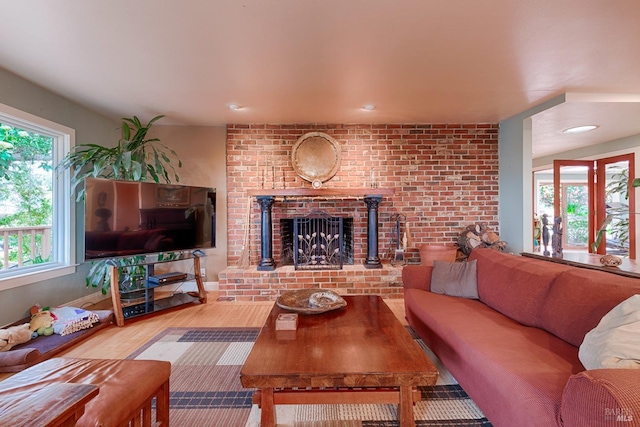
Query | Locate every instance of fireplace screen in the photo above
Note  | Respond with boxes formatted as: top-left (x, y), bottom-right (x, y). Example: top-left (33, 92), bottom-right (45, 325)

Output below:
top-left (293, 210), bottom-right (344, 270)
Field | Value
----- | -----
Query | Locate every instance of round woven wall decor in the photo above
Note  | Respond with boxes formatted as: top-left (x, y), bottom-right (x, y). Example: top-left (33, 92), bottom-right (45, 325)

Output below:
top-left (291, 132), bottom-right (341, 183)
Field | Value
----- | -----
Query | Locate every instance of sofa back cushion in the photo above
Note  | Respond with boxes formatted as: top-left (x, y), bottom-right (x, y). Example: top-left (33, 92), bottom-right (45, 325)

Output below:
top-left (538, 268), bottom-right (640, 347)
top-left (470, 249), bottom-right (569, 327)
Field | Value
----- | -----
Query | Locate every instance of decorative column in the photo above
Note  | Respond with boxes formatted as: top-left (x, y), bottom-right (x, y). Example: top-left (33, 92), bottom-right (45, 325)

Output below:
top-left (364, 196), bottom-right (382, 269)
top-left (257, 196), bottom-right (275, 271)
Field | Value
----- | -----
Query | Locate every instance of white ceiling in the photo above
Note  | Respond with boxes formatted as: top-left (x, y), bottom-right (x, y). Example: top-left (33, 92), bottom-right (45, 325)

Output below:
top-left (1, 1), bottom-right (640, 158)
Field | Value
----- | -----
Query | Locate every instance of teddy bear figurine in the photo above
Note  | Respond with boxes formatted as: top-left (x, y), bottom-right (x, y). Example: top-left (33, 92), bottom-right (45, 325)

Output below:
top-left (29, 305), bottom-right (55, 337)
top-left (0, 323), bottom-right (32, 352)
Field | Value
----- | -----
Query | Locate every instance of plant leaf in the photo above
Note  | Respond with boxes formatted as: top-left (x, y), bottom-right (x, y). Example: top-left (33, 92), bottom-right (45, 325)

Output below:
top-left (147, 115), bottom-right (165, 126)
top-left (591, 214), bottom-right (614, 252)
top-left (122, 122), bottom-right (131, 141)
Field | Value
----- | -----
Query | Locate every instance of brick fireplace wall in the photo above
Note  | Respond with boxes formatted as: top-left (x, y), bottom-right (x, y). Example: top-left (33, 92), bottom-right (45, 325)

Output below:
top-left (220, 123), bottom-right (499, 301)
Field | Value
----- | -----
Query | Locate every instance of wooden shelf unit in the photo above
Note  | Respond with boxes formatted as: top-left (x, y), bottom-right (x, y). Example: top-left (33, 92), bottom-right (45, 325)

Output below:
top-left (109, 254), bottom-right (207, 327)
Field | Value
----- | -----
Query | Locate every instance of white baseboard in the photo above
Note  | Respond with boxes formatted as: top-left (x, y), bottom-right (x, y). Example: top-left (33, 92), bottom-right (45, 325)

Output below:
top-left (67, 291), bottom-right (110, 308)
top-left (164, 280), bottom-right (219, 292)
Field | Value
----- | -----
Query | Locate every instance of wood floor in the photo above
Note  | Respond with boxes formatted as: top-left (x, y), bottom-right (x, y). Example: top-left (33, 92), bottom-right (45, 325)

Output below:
top-left (57, 293), bottom-right (407, 361)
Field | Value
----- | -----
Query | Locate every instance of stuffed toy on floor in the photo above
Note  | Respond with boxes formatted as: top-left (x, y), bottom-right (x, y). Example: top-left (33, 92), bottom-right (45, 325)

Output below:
top-left (0, 323), bottom-right (32, 352)
top-left (29, 306), bottom-right (55, 337)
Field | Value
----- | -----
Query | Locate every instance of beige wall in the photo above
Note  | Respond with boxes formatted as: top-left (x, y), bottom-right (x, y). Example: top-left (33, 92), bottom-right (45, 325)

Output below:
top-left (150, 125), bottom-right (228, 281)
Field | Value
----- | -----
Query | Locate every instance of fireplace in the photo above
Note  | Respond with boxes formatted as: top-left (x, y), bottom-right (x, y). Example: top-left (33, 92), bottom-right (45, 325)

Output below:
top-left (280, 212), bottom-right (354, 268)
top-left (252, 189), bottom-right (392, 271)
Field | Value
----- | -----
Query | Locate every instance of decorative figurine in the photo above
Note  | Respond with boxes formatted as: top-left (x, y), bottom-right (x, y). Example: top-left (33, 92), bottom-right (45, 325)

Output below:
top-left (552, 216), bottom-right (563, 257)
top-left (542, 214), bottom-right (550, 256)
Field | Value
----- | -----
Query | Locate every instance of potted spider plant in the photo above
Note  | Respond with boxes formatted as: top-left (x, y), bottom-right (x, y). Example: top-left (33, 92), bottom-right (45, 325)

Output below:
top-left (57, 115), bottom-right (183, 293)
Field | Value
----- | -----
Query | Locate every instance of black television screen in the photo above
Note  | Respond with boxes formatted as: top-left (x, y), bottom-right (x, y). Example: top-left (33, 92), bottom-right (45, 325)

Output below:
top-left (84, 177), bottom-right (216, 260)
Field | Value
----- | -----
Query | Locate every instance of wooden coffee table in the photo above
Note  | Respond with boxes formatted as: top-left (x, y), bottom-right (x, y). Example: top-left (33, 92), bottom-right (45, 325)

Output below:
top-left (240, 294), bottom-right (438, 427)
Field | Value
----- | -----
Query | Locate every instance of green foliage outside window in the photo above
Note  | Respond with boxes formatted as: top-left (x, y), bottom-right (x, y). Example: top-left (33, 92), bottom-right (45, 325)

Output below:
top-left (0, 123), bottom-right (53, 265)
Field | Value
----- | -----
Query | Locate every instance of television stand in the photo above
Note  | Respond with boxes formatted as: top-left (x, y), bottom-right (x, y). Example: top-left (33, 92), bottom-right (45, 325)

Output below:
top-left (109, 253), bottom-right (207, 327)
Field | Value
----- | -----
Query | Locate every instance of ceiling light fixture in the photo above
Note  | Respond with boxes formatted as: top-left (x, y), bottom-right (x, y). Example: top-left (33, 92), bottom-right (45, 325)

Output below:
top-left (228, 103), bottom-right (241, 111)
top-left (562, 125), bottom-right (598, 134)
top-left (362, 104), bottom-right (375, 111)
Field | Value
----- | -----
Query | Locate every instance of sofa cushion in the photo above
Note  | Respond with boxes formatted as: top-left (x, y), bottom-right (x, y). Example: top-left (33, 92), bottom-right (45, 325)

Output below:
top-left (578, 295), bottom-right (640, 369)
top-left (538, 268), bottom-right (640, 347)
top-left (431, 259), bottom-right (478, 299)
top-left (404, 288), bottom-right (584, 427)
top-left (401, 265), bottom-right (433, 292)
top-left (470, 249), bottom-right (567, 327)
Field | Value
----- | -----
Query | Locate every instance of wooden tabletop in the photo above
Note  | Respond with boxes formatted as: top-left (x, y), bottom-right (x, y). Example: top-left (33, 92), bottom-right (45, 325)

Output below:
top-left (240, 295), bottom-right (437, 389)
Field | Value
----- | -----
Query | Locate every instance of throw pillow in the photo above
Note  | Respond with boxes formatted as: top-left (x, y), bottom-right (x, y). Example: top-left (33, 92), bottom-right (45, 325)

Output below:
top-left (579, 295), bottom-right (640, 370)
top-left (430, 259), bottom-right (478, 299)
top-left (50, 306), bottom-right (100, 336)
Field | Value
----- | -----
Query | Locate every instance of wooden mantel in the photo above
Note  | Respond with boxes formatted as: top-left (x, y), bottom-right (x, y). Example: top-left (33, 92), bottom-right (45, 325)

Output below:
top-left (247, 187), bottom-right (395, 198)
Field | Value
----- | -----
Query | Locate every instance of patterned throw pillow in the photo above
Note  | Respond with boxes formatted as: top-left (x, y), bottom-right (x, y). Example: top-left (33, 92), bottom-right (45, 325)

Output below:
top-left (50, 306), bottom-right (100, 336)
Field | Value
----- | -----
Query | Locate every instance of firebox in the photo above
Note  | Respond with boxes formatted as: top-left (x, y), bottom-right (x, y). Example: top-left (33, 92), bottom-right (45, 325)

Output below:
top-left (280, 211), bottom-right (353, 269)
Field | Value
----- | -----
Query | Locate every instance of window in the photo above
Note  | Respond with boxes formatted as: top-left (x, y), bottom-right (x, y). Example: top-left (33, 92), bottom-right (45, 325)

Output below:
top-left (0, 102), bottom-right (75, 290)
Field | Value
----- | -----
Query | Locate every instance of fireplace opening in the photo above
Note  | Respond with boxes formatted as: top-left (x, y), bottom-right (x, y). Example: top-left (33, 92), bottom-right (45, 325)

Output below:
top-left (280, 212), bottom-right (353, 268)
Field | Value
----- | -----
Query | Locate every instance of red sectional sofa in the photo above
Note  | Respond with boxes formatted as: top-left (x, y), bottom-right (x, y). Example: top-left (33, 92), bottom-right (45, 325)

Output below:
top-left (403, 248), bottom-right (640, 427)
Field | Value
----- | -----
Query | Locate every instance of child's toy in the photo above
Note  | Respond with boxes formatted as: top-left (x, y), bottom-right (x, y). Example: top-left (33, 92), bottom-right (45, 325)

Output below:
top-left (29, 305), bottom-right (55, 337)
top-left (0, 323), bottom-right (32, 352)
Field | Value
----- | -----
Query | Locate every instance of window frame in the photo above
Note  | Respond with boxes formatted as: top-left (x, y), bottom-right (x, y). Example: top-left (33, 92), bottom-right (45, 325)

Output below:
top-left (0, 102), bottom-right (76, 290)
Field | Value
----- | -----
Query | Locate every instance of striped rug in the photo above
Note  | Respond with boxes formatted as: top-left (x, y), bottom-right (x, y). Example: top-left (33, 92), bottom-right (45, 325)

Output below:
top-left (127, 327), bottom-right (492, 427)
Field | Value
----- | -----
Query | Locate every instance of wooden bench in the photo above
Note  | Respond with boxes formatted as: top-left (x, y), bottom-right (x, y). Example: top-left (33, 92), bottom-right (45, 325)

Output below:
top-left (0, 357), bottom-right (170, 427)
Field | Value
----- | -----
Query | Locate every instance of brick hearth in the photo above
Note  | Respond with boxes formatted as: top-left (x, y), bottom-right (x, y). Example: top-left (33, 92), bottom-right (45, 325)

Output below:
top-left (218, 264), bottom-right (403, 301)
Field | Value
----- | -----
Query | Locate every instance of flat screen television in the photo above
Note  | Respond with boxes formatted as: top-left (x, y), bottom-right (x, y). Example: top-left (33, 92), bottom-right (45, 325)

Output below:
top-left (84, 177), bottom-right (216, 260)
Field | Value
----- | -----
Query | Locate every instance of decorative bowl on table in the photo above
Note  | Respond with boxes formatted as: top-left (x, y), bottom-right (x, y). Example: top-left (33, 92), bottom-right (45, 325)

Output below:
top-left (600, 254), bottom-right (622, 267)
top-left (276, 289), bottom-right (347, 314)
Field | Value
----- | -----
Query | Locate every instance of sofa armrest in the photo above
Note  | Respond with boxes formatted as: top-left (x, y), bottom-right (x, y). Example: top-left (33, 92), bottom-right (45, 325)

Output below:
top-left (401, 265), bottom-right (433, 292)
top-left (561, 369), bottom-right (640, 426)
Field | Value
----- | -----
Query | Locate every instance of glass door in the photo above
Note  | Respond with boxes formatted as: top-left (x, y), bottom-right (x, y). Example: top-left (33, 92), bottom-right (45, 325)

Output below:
top-left (562, 182), bottom-right (590, 250)
top-left (533, 171), bottom-right (554, 253)
top-left (594, 154), bottom-right (635, 258)
top-left (553, 161), bottom-right (594, 254)
top-left (546, 154), bottom-right (636, 259)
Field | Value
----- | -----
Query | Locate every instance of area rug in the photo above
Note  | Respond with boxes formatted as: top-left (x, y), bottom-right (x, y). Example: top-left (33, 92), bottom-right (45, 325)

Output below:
top-left (127, 327), bottom-right (492, 427)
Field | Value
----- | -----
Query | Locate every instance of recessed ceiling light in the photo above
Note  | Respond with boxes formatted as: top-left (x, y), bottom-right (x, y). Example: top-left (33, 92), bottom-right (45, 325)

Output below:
top-left (563, 125), bottom-right (598, 134)
top-left (362, 104), bottom-right (375, 111)
top-left (228, 103), bottom-right (241, 111)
